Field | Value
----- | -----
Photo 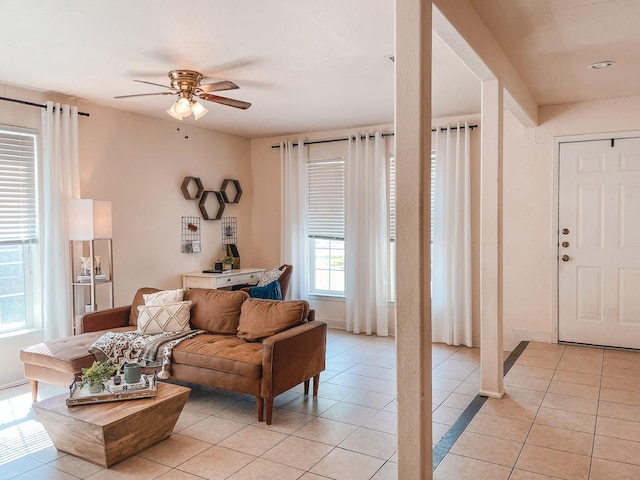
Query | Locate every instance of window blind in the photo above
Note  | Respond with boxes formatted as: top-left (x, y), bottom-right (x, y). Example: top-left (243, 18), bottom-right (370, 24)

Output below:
top-left (308, 158), bottom-right (344, 239)
top-left (0, 127), bottom-right (38, 245)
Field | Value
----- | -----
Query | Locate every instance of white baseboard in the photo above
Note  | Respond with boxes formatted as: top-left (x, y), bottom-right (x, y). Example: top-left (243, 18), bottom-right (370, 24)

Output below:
top-left (479, 389), bottom-right (505, 399)
top-left (507, 330), bottom-right (555, 351)
top-left (319, 318), bottom-right (396, 336)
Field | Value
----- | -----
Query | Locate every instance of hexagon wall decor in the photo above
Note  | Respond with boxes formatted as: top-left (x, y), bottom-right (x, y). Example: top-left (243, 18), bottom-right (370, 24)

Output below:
top-left (220, 179), bottom-right (242, 204)
top-left (181, 176), bottom-right (204, 200)
top-left (198, 191), bottom-right (225, 220)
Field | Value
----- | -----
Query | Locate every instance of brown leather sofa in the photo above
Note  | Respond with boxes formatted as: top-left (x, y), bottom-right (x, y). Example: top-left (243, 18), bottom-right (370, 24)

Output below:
top-left (20, 287), bottom-right (326, 425)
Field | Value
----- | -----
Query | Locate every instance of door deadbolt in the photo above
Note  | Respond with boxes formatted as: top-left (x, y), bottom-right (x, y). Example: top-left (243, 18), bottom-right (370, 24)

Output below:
top-left (562, 241), bottom-right (570, 248)
top-left (562, 228), bottom-right (570, 235)
top-left (561, 255), bottom-right (570, 262)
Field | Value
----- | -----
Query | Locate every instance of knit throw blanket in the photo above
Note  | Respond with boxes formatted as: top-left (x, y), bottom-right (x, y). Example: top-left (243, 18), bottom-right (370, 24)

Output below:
top-left (89, 330), bottom-right (205, 379)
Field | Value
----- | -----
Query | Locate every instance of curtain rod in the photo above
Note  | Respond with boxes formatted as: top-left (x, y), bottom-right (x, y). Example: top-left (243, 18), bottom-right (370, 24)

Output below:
top-left (270, 124), bottom-right (477, 148)
top-left (0, 96), bottom-right (90, 117)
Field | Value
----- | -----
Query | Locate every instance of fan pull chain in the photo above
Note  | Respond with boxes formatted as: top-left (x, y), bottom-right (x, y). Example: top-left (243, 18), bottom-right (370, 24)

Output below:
top-left (175, 120), bottom-right (189, 139)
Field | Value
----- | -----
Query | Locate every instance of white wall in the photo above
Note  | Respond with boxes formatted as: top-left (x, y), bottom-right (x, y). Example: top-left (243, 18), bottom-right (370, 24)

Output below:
top-left (0, 84), bottom-right (252, 387)
top-left (77, 101), bottom-right (252, 306)
top-left (502, 94), bottom-right (640, 350)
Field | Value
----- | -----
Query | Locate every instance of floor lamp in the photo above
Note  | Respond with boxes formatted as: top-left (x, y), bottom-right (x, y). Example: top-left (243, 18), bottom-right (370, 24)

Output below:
top-left (68, 199), bottom-right (113, 334)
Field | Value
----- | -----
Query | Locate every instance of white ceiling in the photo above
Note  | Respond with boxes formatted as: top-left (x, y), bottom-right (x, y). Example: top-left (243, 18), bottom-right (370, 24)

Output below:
top-left (0, 1), bottom-right (637, 138)
top-left (468, 0), bottom-right (640, 106)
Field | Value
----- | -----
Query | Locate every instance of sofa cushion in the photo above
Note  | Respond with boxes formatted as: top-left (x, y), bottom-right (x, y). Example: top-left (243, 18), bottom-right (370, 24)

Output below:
top-left (129, 287), bottom-right (161, 326)
top-left (237, 298), bottom-right (309, 342)
top-left (137, 301), bottom-right (193, 334)
top-left (185, 288), bottom-right (249, 334)
top-left (172, 334), bottom-right (262, 379)
top-left (143, 288), bottom-right (185, 305)
top-left (257, 266), bottom-right (284, 286)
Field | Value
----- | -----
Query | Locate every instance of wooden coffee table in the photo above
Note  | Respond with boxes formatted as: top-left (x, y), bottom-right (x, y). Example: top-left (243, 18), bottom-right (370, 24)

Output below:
top-left (33, 381), bottom-right (190, 468)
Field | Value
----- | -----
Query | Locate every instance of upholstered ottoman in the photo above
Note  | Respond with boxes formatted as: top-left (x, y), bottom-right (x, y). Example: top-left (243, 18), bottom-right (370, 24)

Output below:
top-left (20, 327), bottom-right (132, 401)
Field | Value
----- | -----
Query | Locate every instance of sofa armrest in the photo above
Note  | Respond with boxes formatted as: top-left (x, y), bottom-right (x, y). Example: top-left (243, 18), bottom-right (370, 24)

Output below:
top-left (261, 320), bottom-right (327, 399)
top-left (81, 305), bottom-right (132, 333)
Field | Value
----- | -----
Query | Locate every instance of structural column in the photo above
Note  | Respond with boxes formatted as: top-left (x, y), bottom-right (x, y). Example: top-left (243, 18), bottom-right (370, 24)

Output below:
top-left (479, 79), bottom-right (505, 398)
top-left (395, 0), bottom-right (432, 478)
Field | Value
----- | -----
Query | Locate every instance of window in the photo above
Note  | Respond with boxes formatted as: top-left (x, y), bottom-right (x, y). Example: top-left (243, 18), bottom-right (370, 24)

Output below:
top-left (308, 158), bottom-right (345, 295)
top-left (0, 126), bottom-right (38, 332)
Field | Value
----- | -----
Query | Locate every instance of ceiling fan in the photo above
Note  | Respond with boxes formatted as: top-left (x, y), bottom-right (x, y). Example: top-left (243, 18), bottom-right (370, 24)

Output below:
top-left (114, 69), bottom-right (251, 121)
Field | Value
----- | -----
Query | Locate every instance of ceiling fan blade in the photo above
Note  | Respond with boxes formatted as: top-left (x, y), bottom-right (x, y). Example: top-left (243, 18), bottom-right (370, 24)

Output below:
top-left (199, 93), bottom-right (251, 109)
top-left (198, 81), bottom-right (239, 93)
top-left (114, 92), bottom-right (175, 99)
top-left (133, 79), bottom-right (173, 90)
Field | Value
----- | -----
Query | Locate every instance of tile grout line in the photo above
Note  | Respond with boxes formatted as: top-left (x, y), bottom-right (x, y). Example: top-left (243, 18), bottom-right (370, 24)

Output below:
top-left (432, 340), bottom-right (529, 471)
top-left (508, 342), bottom-right (565, 478)
top-left (587, 346), bottom-right (605, 479)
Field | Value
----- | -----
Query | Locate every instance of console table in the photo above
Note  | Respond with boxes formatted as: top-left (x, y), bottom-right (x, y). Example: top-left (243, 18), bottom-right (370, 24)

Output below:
top-left (182, 268), bottom-right (264, 290)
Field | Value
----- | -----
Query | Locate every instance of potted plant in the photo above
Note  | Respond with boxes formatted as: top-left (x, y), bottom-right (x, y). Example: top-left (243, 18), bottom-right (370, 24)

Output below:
top-left (222, 256), bottom-right (234, 271)
top-left (79, 360), bottom-right (117, 393)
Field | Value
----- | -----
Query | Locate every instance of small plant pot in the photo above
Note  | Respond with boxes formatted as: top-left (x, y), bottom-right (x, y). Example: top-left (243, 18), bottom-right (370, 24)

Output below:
top-left (88, 383), bottom-right (103, 394)
top-left (223, 263), bottom-right (232, 271)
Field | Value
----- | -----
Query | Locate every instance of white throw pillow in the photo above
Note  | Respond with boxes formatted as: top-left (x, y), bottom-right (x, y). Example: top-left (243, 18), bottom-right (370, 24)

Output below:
top-left (137, 301), bottom-right (192, 334)
top-left (257, 266), bottom-right (284, 287)
top-left (143, 288), bottom-right (185, 305)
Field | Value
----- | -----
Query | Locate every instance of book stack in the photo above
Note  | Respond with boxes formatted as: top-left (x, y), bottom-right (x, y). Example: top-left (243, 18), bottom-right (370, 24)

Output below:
top-left (105, 374), bottom-right (151, 393)
top-left (77, 274), bottom-right (108, 283)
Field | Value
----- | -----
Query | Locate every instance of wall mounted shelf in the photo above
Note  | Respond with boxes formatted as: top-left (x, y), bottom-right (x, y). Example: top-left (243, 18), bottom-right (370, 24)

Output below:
top-left (198, 191), bottom-right (225, 220)
top-left (181, 176), bottom-right (204, 200)
top-left (182, 176), bottom-right (241, 221)
top-left (220, 179), bottom-right (242, 203)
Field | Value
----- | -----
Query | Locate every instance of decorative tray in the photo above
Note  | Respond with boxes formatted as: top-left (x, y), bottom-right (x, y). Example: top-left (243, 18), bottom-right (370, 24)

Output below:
top-left (66, 373), bottom-right (157, 406)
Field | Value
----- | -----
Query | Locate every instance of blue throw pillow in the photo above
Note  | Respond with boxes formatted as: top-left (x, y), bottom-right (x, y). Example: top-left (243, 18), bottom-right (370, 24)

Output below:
top-left (249, 280), bottom-right (282, 300)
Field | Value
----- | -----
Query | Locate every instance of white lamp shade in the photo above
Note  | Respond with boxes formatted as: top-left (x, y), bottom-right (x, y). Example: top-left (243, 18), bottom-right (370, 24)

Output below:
top-left (175, 97), bottom-right (192, 116)
top-left (166, 103), bottom-right (183, 120)
top-left (68, 199), bottom-right (112, 240)
top-left (191, 101), bottom-right (208, 120)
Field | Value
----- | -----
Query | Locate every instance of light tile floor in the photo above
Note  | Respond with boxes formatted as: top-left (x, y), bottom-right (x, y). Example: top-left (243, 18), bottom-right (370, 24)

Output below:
top-left (0, 329), bottom-right (404, 480)
top-left (4, 332), bottom-right (634, 479)
top-left (434, 341), bottom-right (640, 480)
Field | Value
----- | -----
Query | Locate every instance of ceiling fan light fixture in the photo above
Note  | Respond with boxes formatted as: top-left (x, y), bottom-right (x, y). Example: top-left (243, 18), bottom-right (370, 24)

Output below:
top-left (191, 101), bottom-right (208, 120)
top-left (166, 103), bottom-right (183, 120)
top-left (118, 69), bottom-right (249, 120)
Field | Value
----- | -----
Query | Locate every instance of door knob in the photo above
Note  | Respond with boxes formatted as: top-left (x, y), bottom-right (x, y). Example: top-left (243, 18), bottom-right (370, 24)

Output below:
top-left (562, 228), bottom-right (570, 235)
top-left (561, 255), bottom-right (570, 262)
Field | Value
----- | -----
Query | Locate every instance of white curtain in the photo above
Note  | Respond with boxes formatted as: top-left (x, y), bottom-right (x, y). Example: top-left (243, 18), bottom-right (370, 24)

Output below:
top-left (345, 133), bottom-right (388, 335)
top-left (432, 123), bottom-right (472, 346)
top-left (280, 141), bottom-right (309, 300)
top-left (41, 102), bottom-right (80, 339)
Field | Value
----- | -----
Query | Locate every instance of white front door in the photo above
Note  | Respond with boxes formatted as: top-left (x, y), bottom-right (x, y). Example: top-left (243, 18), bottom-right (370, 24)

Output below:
top-left (558, 137), bottom-right (640, 348)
